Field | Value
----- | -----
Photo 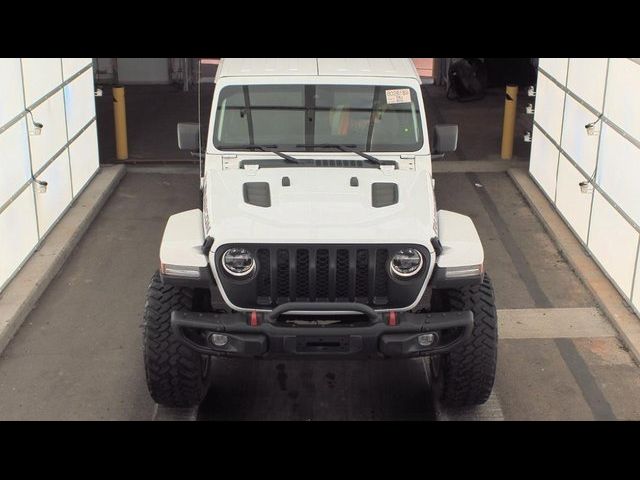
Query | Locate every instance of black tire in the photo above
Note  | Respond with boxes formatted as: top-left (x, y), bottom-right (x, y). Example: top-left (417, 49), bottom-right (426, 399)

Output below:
top-left (433, 273), bottom-right (498, 408)
top-left (143, 271), bottom-right (210, 407)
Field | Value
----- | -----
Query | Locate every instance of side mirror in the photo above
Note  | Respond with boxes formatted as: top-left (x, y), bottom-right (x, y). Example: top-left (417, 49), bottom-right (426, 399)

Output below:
top-left (177, 122), bottom-right (200, 151)
top-left (433, 124), bottom-right (459, 153)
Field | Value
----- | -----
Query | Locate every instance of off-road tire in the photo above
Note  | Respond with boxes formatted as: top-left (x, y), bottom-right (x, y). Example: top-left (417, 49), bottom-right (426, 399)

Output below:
top-left (434, 273), bottom-right (498, 407)
top-left (143, 271), bottom-right (209, 408)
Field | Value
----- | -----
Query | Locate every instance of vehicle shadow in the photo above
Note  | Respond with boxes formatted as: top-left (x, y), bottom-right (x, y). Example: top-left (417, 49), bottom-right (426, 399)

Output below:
top-left (198, 357), bottom-right (436, 421)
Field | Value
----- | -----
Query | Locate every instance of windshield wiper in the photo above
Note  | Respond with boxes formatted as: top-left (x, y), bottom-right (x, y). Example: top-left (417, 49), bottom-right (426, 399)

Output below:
top-left (295, 143), bottom-right (393, 166)
top-left (218, 144), bottom-right (299, 163)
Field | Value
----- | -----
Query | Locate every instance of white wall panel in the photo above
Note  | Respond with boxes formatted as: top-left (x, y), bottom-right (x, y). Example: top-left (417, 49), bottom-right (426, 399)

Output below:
top-left (529, 125), bottom-right (559, 198)
top-left (0, 58), bottom-right (25, 127)
top-left (604, 58), bottom-right (640, 141)
top-left (555, 154), bottom-right (592, 242)
top-left (28, 91), bottom-right (68, 173)
top-left (34, 149), bottom-right (72, 236)
top-left (69, 122), bottom-right (99, 196)
top-left (588, 190), bottom-right (639, 297)
top-left (64, 70), bottom-right (96, 138)
top-left (0, 185), bottom-right (38, 288)
top-left (21, 58), bottom-right (62, 106)
top-left (560, 94), bottom-right (600, 174)
top-left (596, 124), bottom-right (640, 226)
top-left (0, 60), bottom-right (100, 294)
top-left (0, 119), bottom-right (31, 206)
top-left (567, 58), bottom-right (608, 112)
top-left (539, 58), bottom-right (568, 83)
top-left (62, 58), bottom-right (91, 80)
top-left (534, 73), bottom-right (565, 143)
top-left (532, 58), bottom-right (640, 316)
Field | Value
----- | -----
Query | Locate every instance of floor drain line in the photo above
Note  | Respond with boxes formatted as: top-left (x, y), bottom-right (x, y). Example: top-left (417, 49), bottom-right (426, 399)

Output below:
top-left (152, 404), bottom-right (199, 421)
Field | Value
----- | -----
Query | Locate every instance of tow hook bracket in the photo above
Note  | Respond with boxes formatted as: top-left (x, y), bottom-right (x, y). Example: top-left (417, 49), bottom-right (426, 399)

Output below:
top-left (249, 310), bottom-right (260, 326)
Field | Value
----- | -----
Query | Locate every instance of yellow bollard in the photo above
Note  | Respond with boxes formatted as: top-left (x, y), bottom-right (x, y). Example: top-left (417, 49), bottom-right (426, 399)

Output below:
top-left (112, 85), bottom-right (129, 160)
top-left (501, 84), bottom-right (519, 160)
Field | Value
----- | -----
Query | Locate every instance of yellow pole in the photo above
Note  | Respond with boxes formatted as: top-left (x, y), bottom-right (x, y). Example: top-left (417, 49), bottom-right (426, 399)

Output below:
top-left (501, 84), bottom-right (518, 160)
top-left (112, 85), bottom-right (128, 160)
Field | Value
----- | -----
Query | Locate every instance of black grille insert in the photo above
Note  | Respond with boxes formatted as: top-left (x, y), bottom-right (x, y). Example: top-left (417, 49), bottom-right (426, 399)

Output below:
top-left (256, 249), bottom-right (271, 304)
top-left (355, 249), bottom-right (369, 299)
top-left (276, 249), bottom-right (290, 299)
top-left (296, 249), bottom-right (310, 299)
top-left (316, 249), bottom-right (330, 299)
top-left (335, 249), bottom-right (350, 300)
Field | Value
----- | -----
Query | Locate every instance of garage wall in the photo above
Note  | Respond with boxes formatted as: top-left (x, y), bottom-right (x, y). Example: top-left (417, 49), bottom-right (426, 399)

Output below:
top-left (530, 58), bottom-right (640, 316)
top-left (0, 58), bottom-right (99, 293)
top-left (93, 58), bottom-right (174, 84)
top-left (116, 58), bottom-right (170, 84)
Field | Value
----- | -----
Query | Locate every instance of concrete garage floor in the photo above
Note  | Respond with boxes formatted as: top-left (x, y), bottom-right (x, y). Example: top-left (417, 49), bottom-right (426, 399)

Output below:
top-left (1, 170), bottom-right (639, 420)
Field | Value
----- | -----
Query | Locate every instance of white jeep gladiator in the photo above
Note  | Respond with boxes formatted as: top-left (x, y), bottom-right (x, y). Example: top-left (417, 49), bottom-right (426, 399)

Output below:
top-left (143, 58), bottom-right (498, 409)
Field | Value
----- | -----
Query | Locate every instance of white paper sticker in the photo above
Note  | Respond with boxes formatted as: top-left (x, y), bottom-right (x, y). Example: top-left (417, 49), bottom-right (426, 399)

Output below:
top-left (385, 88), bottom-right (411, 104)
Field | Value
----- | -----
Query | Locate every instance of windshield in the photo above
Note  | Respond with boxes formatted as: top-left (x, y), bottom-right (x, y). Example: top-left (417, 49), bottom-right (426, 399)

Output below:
top-left (213, 84), bottom-right (423, 152)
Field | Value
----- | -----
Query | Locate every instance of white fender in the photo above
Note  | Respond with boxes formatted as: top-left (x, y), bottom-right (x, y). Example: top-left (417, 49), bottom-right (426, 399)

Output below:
top-left (159, 209), bottom-right (208, 277)
top-left (436, 210), bottom-right (484, 268)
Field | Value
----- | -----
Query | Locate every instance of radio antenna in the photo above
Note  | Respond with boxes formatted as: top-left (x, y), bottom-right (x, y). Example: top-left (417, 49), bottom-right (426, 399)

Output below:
top-left (197, 58), bottom-right (203, 178)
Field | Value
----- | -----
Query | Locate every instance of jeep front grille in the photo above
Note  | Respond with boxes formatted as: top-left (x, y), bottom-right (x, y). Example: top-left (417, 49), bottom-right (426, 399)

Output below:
top-left (259, 247), bottom-right (387, 304)
top-left (215, 244), bottom-right (430, 311)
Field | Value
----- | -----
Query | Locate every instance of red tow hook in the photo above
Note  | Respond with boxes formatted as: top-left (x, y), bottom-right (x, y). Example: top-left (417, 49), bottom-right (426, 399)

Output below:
top-left (249, 310), bottom-right (260, 327)
top-left (388, 310), bottom-right (398, 326)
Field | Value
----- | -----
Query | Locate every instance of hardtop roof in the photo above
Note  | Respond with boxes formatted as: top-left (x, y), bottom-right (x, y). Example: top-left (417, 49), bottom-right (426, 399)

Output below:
top-left (215, 58), bottom-right (421, 81)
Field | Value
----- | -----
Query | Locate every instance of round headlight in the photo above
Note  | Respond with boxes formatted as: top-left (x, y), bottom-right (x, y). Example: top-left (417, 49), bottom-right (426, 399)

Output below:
top-left (390, 249), bottom-right (423, 277)
top-left (222, 248), bottom-right (255, 276)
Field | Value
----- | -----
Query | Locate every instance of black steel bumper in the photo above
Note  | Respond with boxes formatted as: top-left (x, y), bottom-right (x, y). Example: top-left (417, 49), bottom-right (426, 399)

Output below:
top-left (171, 302), bottom-right (473, 359)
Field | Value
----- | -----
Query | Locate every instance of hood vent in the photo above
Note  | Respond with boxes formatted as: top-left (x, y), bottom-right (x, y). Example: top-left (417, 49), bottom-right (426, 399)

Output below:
top-left (372, 183), bottom-right (398, 208)
top-left (314, 159), bottom-right (364, 168)
top-left (243, 182), bottom-right (271, 207)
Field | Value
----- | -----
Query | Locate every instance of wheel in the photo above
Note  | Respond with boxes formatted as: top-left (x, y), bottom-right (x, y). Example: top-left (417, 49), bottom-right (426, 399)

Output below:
top-left (143, 271), bottom-right (210, 407)
top-left (431, 273), bottom-right (498, 407)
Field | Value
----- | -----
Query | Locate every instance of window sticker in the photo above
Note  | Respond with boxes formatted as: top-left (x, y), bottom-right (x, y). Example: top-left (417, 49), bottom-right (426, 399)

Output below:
top-left (385, 88), bottom-right (411, 104)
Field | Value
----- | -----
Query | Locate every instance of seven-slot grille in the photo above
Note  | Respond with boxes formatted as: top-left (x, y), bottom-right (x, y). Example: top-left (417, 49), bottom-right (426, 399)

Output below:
top-left (256, 247), bottom-right (390, 305)
top-left (215, 244), bottom-right (429, 311)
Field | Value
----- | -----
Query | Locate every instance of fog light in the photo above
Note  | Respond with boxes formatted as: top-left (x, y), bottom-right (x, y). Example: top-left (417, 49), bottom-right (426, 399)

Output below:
top-left (418, 333), bottom-right (436, 347)
top-left (210, 333), bottom-right (229, 347)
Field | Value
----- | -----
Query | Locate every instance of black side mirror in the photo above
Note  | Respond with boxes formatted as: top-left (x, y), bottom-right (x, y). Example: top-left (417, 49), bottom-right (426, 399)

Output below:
top-left (433, 124), bottom-right (459, 153)
top-left (177, 122), bottom-right (200, 151)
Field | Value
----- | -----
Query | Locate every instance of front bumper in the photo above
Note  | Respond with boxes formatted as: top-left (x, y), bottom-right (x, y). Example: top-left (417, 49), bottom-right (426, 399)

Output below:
top-left (171, 302), bottom-right (473, 359)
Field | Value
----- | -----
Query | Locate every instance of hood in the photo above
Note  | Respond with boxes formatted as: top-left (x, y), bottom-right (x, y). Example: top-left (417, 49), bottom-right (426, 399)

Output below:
top-left (205, 167), bottom-right (436, 249)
